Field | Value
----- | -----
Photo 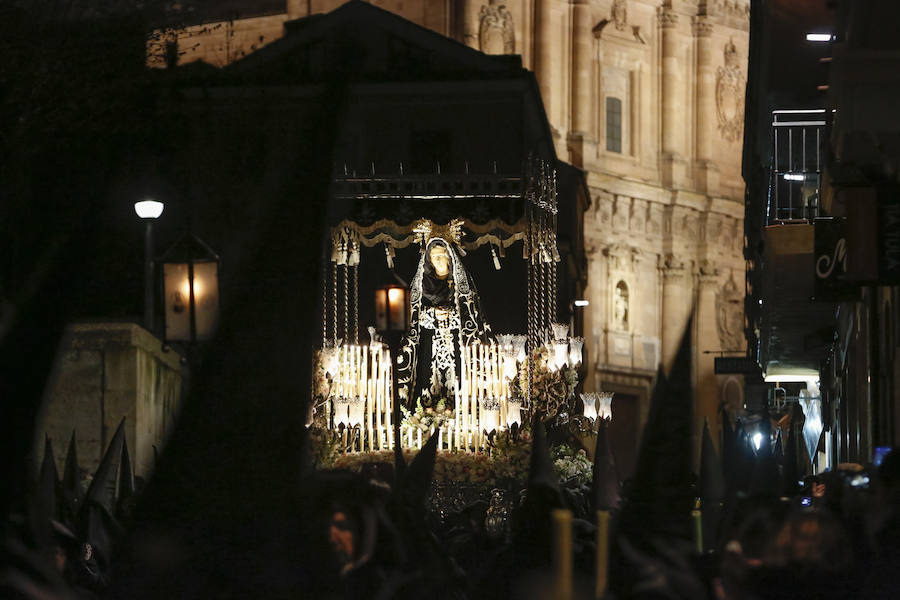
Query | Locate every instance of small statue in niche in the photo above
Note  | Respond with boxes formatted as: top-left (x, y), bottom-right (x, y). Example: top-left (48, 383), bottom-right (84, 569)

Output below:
top-left (613, 282), bottom-right (629, 330)
top-left (479, 0), bottom-right (515, 55)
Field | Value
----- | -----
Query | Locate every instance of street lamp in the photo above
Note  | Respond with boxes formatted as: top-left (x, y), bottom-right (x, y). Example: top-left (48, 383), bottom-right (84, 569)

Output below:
top-left (160, 234), bottom-right (220, 344)
top-left (134, 200), bottom-right (164, 332)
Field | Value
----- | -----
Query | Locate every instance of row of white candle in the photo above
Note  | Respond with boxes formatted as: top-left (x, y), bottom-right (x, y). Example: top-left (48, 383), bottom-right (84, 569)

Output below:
top-left (330, 344), bottom-right (393, 451)
top-left (334, 421), bottom-right (522, 453)
top-left (327, 340), bottom-right (529, 453)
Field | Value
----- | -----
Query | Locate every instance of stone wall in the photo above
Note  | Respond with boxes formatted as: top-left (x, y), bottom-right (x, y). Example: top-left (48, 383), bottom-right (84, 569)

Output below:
top-left (35, 322), bottom-right (184, 479)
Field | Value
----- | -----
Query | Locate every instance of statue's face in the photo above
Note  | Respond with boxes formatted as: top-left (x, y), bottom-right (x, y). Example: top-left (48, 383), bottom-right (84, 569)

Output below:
top-left (429, 244), bottom-right (451, 278)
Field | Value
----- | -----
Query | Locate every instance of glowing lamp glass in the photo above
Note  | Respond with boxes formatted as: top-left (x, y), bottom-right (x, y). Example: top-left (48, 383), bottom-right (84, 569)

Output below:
top-left (134, 200), bottom-right (164, 219)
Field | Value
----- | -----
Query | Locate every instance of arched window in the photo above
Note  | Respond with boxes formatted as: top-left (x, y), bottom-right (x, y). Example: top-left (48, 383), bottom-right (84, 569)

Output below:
top-left (606, 97), bottom-right (623, 153)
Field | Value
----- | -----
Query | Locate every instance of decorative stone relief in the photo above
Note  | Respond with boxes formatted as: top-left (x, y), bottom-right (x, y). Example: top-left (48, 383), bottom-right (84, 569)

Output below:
top-left (612, 197), bottom-right (629, 231)
top-left (662, 253), bottom-right (686, 276)
top-left (716, 274), bottom-right (744, 350)
top-left (716, 38), bottom-right (745, 142)
top-left (612, 0), bottom-right (628, 31)
top-left (604, 244), bottom-right (641, 273)
top-left (713, 0), bottom-right (751, 18)
top-left (692, 16), bottom-right (713, 38)
top-left (681, 214), bottom-right (699, 238)
top-left (647, 207), bottom-right (662, 235)
top-left (729, 219), bottom-right (742, 251)
top-left (629, 200), bottom-right (645, 232)
top-left (598, 197), bottom-right (612, 227)
top-left (706, 215), bottom-right (722, 245)
top-left (698, 259), bottom-right (719, 278)
top-left (657, 5), bottom-right (678, 28)
top-left (479, 0), bottom-right (515, 55)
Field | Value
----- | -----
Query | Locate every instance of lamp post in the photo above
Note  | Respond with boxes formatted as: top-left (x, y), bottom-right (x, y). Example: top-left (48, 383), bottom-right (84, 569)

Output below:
top-left (134, 200), bottom-right (164, 332)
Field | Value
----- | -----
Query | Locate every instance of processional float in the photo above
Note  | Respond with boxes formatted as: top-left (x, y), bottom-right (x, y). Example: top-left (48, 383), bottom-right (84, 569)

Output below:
top-left (311, 158), bottom-right (588, 454)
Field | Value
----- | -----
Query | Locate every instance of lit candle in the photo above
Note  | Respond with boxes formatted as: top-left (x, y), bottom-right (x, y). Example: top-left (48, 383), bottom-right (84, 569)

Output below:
top-left (384, 351), bottom-right (392, 434)
top-left (455, 390), bottom-right (461, 451)
top-left (417, 427), bottom-right (422, 449)
top-left (553, 509), bottom-right (573, 600)
top-left (478, 342), bottom-right (485, 404)
top-left (461, 345), bottom-right (468, 399)
top-left (691, 509), bottom-right (703, 555)
top-left (596, 510), bottom-right (609, 599)
top-left (493, 344), bottom-right (501, 398)
top-left (362, 344), bottom-right (368, 400)
top-left (373, 351), bottom-right (381, 438)
top-left (356, 345), bottom-right (362, 398)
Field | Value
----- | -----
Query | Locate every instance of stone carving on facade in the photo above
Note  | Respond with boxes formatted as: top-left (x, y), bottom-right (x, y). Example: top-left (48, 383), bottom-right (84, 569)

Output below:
top-left (713, 0), bottom-right (751, 18)
top-left (705, 215), bottom-right (722, 245)
top-left (646, 207), bottom-right (662, 235)
top-left (604, 244), bottom-right (637, 273)
top-left (729, 219), bottom-right (742, 251)
top-left (698, 258), bottom-right (719, 279)
top-left (716, 274), bottom-right (744, 350)
top-left (657, 5), bottom-right (679, 28)
top-left (613, 281), bottom-right (630, 330)
top-left (612, 0), bottom-right (628, 31)
top-left (479, 0), bottom-right (515, 55)
top-left (630, 201), bottom-right (645, 232)
top-left (599, 204), bottom-right (612, 227)
top-left (681, 214), bottom-right (699, 237)
top-left (692, 15), bottom-right (713, 37)
top-left (661, 253), bottom-right (686, 277)
top-left (716, 38), bottom-right (745, 142)
top-left (612, 197), bottom-right (629, 230)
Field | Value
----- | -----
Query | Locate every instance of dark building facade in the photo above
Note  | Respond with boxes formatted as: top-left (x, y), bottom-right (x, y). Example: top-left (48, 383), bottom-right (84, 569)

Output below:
top-left (745, 0), bottom-right (900, 470)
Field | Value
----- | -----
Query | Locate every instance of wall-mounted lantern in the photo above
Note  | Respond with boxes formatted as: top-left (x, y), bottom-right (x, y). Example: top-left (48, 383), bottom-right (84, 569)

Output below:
top-left (160, 234), bottom-right (220, 343)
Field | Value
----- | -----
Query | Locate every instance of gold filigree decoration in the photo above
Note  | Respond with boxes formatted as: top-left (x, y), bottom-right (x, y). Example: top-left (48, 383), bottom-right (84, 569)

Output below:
top-left (413, 218), bottom-right (465, 247)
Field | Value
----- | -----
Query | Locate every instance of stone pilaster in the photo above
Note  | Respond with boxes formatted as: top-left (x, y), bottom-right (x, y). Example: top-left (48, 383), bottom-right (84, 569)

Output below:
top-left (583, 243), bottom-right (605, 392)
top-left (460, 0), bottom-right (481, 49)
top-left (661, 255), bottom-right (692, 373)
top-left (567, 0), bottom-right (594, 167)
top-left (692, 15), bottom-right (720, 194)
top-left (695, 262), bottom-right (720, 466)
top-left (658, 5), bottom-right (686, 187)
top-left (534, 0), bottom-right (559, 130)
top-left (570, 0), bottom-right (593, 135)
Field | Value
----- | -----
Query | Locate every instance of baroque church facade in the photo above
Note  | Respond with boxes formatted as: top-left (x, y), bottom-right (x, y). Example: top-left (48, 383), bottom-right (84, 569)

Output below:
top-left (156, 0), bottom-right (749, 469)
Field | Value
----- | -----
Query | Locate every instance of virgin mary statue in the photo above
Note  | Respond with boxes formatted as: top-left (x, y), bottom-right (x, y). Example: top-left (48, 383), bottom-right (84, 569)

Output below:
top-left (397, 220), bottom-right (491, 408)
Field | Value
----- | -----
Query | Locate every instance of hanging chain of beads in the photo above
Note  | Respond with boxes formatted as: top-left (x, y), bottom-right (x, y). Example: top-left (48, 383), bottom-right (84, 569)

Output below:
top-left (331, 259), bottom-right (338, 343)
top-left (541, 254), bottom-right (549, 342)
top-left (352, 264), bottom-right (359, 343)
top-left (342, 263), bottom-right (349, 343)
top-left (321, 260), bottom-right (327, 345)
top-left (527, 196), bottom-right (539, 349)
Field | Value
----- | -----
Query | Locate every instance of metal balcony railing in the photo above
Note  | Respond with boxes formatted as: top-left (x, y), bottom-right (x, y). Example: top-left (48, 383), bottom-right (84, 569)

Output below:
top-left (767, 109), bottom-right (827, 223)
